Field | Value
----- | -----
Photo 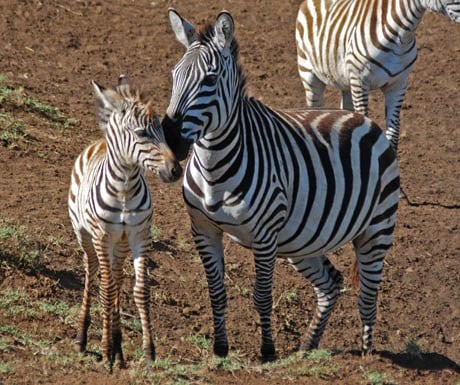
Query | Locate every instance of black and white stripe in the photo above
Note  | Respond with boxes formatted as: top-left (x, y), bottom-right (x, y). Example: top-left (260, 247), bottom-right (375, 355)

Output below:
top-left (296, 0), bottom-right (460, 149)
top-left (68, 76), bottom-right (181, 366)
top-left (164, 10), bottom-right (400, 361)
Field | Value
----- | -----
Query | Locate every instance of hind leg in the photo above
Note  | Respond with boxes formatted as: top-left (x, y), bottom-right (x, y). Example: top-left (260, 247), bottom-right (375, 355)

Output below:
top-left (288, 255), bottom-right (343, 350)
top-left (353, 220), bottom-right (395, 354)
top-left (75, 230), bottom-right (98, 353)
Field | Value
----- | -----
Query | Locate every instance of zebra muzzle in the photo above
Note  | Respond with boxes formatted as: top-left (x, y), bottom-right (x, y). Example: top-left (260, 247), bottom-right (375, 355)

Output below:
top-left (162, 113), bottom-right (192, 161)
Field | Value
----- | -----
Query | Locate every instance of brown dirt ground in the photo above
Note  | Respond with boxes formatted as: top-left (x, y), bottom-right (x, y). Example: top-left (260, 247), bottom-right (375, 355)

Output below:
top-left (0, 1), bottom-right (459, 384)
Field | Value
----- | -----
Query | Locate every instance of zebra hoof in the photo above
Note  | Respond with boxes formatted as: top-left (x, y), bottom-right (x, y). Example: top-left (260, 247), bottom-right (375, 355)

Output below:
top-left (74, 336), bottom-right (87, 353)
top-left (299, 339), bottom-right (318, 351)
top-left (361, 347), bottom-right (374, 357)
top-left (113, 351), bottom-right (125, 368)
top-left (213, 342), bottom-right (229, 357)
top-left (261, 343), bottom-right (277, 363)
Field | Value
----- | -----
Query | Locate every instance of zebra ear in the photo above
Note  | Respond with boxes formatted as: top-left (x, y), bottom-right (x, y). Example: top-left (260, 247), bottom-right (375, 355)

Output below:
top-left (215, 11), bottom-right (234, 52)
top-left (169, 8), bottom-right (197, 48)
top-left (92, 80), bottom-right (124, 113)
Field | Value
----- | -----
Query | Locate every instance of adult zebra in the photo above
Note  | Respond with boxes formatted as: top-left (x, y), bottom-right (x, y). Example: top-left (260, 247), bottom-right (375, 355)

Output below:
top-left (163, 9), bottom-right (400, 361)
top-left (68, 76), bottom-right (182, 366)
top-left (296, 0), bottom-right (460, 149)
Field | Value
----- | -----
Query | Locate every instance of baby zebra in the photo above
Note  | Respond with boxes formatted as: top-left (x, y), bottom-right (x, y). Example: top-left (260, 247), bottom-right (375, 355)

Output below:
top-left (163, 10), bottom-right (400, 362)
top-left (68, 76), bottom-right (182, 367)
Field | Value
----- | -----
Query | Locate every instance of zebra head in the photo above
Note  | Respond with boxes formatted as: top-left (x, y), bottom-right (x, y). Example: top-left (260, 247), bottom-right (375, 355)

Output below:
top-left (425, 0), bottom-right (460, 22)
top-left (164, 9), bottom-right (241, 152)
top-left (92, 76), bottom-right (182, 183)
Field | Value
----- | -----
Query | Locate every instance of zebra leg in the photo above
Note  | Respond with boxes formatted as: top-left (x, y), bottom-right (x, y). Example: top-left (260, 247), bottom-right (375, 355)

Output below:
top-left (288, 256), bottom-right (343, 351)
top-left (353, 219), bottom-right (395, 354)
top-left (94, 236), bottom-right (116, 366)
top-left (302, 73), bottom-right (326, 107)
top-left (253, 240), bottom-right (278, 362)
top-left (383, 82), bottom-right (407, 150)
top-left (341, 90), bottom-right (353, 111)
top-left (75, 231), bottom-right (98, 353)
top-left (111, 243), bottom-right (129, 366)
top-left (132, 251), bottom-right (155, 361)
top-left (350, 80), bottom-right (370, 116)
top-left (193, 228), bottom-right (228, 357)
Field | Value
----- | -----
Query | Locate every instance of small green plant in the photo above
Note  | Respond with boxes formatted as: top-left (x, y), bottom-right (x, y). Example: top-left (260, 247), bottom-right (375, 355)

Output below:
top-left (362, 368), bottom-right (397, 385)
top-left (0, 74), bottom-right (76, 128)
top-left (0, 113), bottom-right (27, 146)
top-left (0, 362), bottom-right (13, 375)
top-left (186, 335), bottom-right (211, 351)
top-left (0, 337), bottom-right (9, 352)
top-left (39, 301), bottom-right (70, 317)
top-left (209, 352), bottom-right (246, 373)
top-left (0, 220), bottom-right (41, 269)
top-left (286, 291), bottom-right (298, 301)
top-left (122, 316), bottom-right (142, 333)
top-left (0, 289), bottom-right (30, 308)
top-left (235, 285), bottom-right (250, 297)
top-left (304, 348), bottom-right (332, 363)
top-left (151, 225), bottom-right (162, 243)
top-left (0, 324), bottom-right (21, 337)
top-left (176, 237), bottom-right (192, 252)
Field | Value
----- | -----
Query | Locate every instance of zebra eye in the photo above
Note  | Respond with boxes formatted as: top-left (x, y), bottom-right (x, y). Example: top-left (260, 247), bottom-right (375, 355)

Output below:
top-left (202, 73), bottom-right (218, 87)
top-left (135, 129), bottom-right (149, 139)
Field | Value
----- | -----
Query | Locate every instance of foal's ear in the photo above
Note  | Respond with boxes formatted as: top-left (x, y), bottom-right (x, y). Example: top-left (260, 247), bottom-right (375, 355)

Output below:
top-left (168, 8), bottom-right (197, 48)
top-left (92, 80), bottom-right (124, 113)
top-left (215, 11), bottom-right (234, 51)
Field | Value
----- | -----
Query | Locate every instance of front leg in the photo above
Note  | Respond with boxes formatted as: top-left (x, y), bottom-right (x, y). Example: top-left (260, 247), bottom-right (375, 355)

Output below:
top-left (93, 235), bottom-right (116, 366)
top-left (193, 227), bottom-right (228, 357)
top-left (350, 79), bottom-right (370, 117)
top-left (383, 81), bottom-right (408, 150)
top-left (253, 239), bottom-right (278, 362)
top-left (131, 234), bottom-right (156, 362)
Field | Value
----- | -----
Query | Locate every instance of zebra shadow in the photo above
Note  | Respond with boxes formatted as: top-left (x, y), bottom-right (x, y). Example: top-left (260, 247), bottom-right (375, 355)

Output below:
top-left (348, 349), bottom-right (460, 373)
top-left (0, 249), bottom-right (82, 291)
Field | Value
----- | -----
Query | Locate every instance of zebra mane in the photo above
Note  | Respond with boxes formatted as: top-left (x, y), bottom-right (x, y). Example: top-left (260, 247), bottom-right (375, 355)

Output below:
top-left (197, 24), bottom-right (248, 93)
top-left (95, 80), bottom-right (155, 132)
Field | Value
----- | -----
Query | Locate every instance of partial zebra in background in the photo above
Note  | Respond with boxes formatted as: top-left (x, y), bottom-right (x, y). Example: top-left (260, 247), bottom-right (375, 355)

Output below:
top-left (296, 0), bottom-right (460, 149)
top-left (68, 76), bottom-right (182, 366)
top-left (163, 9), bottom-right (400, 362)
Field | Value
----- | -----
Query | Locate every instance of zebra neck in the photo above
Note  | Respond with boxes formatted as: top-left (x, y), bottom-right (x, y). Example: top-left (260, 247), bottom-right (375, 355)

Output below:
top-left (102, 140), bottom-right (143, 202)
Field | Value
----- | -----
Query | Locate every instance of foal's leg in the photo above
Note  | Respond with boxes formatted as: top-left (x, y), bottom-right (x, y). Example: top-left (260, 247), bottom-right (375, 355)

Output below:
top-left (131, 234), bottom-right (155, 361)
top-left (93, 235), bottom-right (116, 366)
top-left (75, 231), bottom-right (98, 353)
top-left (111, 242), bottom-right (129, 365)
top-left (288, 255), bottom-right (343, 350)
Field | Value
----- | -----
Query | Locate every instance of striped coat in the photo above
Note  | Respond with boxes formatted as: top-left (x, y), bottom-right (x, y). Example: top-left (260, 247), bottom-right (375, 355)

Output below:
top-left (296, 0), bottom-right (460, 148)
top-left (164, 9), bottom-right (400, 361)
top-left (68, 76), bottom-right (181, 366)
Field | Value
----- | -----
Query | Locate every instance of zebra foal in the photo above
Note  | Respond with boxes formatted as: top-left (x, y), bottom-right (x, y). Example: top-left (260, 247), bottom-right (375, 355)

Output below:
top-left (68, 76), bottom-right (182, 366)
top-left (163, 10), bottom-right (400, 362)
top-left (296, 0), bottom-right (460, 149)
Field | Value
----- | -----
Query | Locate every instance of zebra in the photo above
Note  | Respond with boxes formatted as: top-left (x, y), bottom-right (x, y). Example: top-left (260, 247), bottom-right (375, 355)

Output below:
top-left (162, 9), bottom-right (400, 362)
top-left (68, 75), bottom-right (182, 366)
top-left (296, 0), bottom-right (460, 149)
